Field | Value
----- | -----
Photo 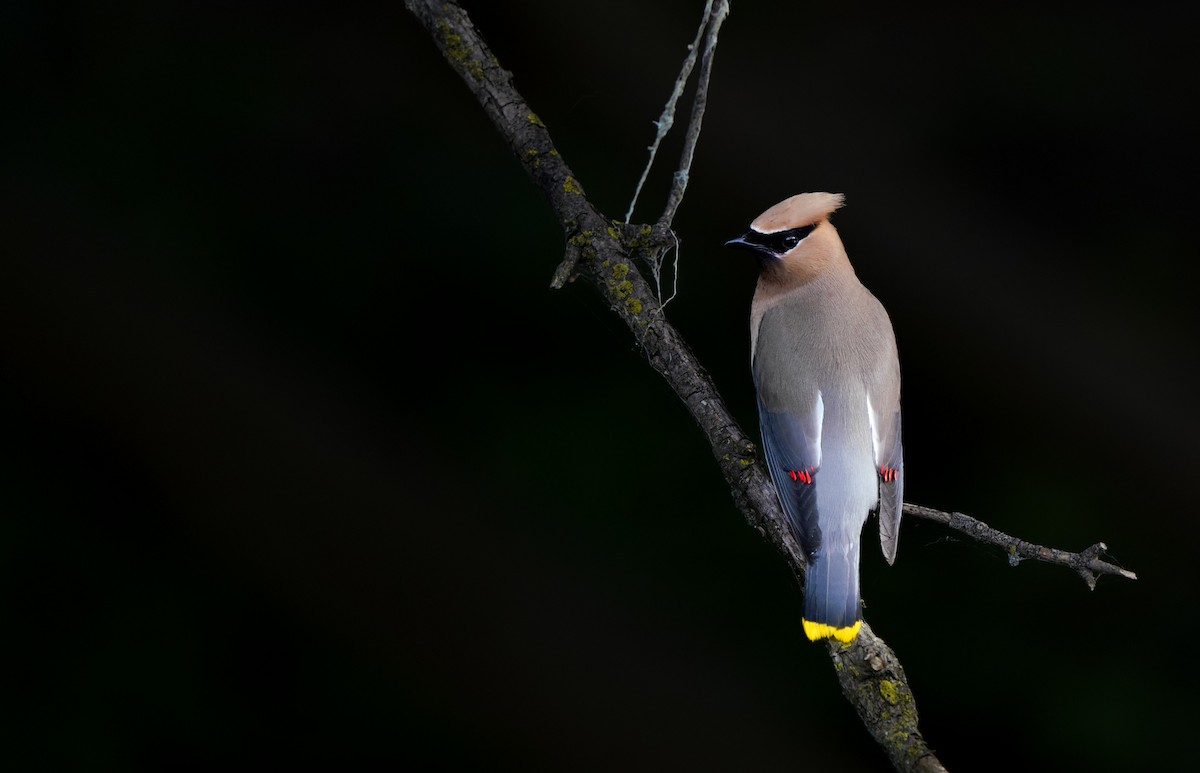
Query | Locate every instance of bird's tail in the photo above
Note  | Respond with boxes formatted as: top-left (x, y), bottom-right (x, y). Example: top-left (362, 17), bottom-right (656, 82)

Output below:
top-left (802, 541), bottom-right (862, 643)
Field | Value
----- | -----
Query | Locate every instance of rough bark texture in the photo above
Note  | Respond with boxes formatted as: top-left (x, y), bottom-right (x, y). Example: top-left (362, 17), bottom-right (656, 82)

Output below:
top-left (829, 622), bottom-right (947, 772)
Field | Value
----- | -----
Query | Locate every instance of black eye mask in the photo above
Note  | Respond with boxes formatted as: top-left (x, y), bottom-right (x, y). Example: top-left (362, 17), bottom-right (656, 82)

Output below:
top-left (727, 224), bottom-right (816, 257)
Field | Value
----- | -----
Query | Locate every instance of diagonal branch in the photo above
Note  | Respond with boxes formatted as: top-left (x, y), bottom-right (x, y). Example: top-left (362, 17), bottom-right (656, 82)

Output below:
top-left (400, 0), bottom-right (608, 290)
top-left (404, 2), bottom-right (1132, 770)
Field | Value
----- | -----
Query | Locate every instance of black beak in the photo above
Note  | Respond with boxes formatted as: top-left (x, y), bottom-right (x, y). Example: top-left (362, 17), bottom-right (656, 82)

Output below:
top-left (725, 231), bottom-right (771, 258)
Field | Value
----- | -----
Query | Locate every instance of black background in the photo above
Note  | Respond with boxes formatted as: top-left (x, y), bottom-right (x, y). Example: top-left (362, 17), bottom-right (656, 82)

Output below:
top-left (4, 1), bottom-right (1198, 770)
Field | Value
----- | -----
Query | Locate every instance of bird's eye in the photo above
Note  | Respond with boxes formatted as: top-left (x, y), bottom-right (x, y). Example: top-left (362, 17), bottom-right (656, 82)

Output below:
top-left (769, 224), bottom-right (814, 254)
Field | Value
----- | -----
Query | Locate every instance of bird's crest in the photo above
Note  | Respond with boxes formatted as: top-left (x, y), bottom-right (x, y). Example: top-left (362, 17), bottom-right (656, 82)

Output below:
top-left (751, 192), bottom-right (845, 234)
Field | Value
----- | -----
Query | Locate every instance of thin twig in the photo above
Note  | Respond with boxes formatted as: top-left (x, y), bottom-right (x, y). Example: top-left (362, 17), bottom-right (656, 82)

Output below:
top-left (654, 231), bottom-right (681, 309)
top-left (904, 503), bottom-right (1138, 589)
top-left (658, 0), bottom-right (730, 228)
top-left (624, 0), bottom-right (714, 224)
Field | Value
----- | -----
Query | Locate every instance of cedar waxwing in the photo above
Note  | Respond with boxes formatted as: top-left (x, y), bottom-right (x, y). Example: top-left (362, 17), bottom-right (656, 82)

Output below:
top-left (726, 192), bottom-right (903, 644)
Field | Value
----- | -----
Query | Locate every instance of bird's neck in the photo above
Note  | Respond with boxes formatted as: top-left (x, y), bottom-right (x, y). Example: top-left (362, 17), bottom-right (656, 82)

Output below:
top-left (755, 248), bottom-right (855, 302)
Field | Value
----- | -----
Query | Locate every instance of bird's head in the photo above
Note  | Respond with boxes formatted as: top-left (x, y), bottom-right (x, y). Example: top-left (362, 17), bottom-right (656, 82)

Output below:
top-left (725, 192), bottom-right (847, 283)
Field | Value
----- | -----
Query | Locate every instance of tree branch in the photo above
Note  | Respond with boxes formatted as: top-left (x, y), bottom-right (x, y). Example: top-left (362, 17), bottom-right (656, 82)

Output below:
top-left (904, 503), bottom-right (1138, 588)
top-left (404, 3), bottom-right (1134, 770)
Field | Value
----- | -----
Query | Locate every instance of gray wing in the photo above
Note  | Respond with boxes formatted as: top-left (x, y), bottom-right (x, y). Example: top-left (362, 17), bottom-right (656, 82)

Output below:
top-left (870, 403), bottom-right (903, 565)
top-left (757, 394), bottom-right (824, 562)
top-left (860, 292), bottom-right (904, 564)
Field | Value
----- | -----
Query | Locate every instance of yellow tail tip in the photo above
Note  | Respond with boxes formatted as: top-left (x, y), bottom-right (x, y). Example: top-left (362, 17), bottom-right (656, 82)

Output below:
top-left (802, 618), bottom-right (861, 643)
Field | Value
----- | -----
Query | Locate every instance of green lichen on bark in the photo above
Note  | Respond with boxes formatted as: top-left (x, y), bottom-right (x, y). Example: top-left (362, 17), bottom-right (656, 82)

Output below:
top-left (602, 261), bottom-right (643, 317)
top-left (566, 230), bottom-right (597, 261)
top-left (436, 19), bottom-right (482, 79)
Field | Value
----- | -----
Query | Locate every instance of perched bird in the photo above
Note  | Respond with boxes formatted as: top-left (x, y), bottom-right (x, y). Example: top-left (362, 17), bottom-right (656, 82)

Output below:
top-left (726, 192), bottom-right (903, 644)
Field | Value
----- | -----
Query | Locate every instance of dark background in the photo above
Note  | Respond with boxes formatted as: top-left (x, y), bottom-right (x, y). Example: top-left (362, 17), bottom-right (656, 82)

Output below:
top-left (4, 1), bottom-right (1198, 770)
